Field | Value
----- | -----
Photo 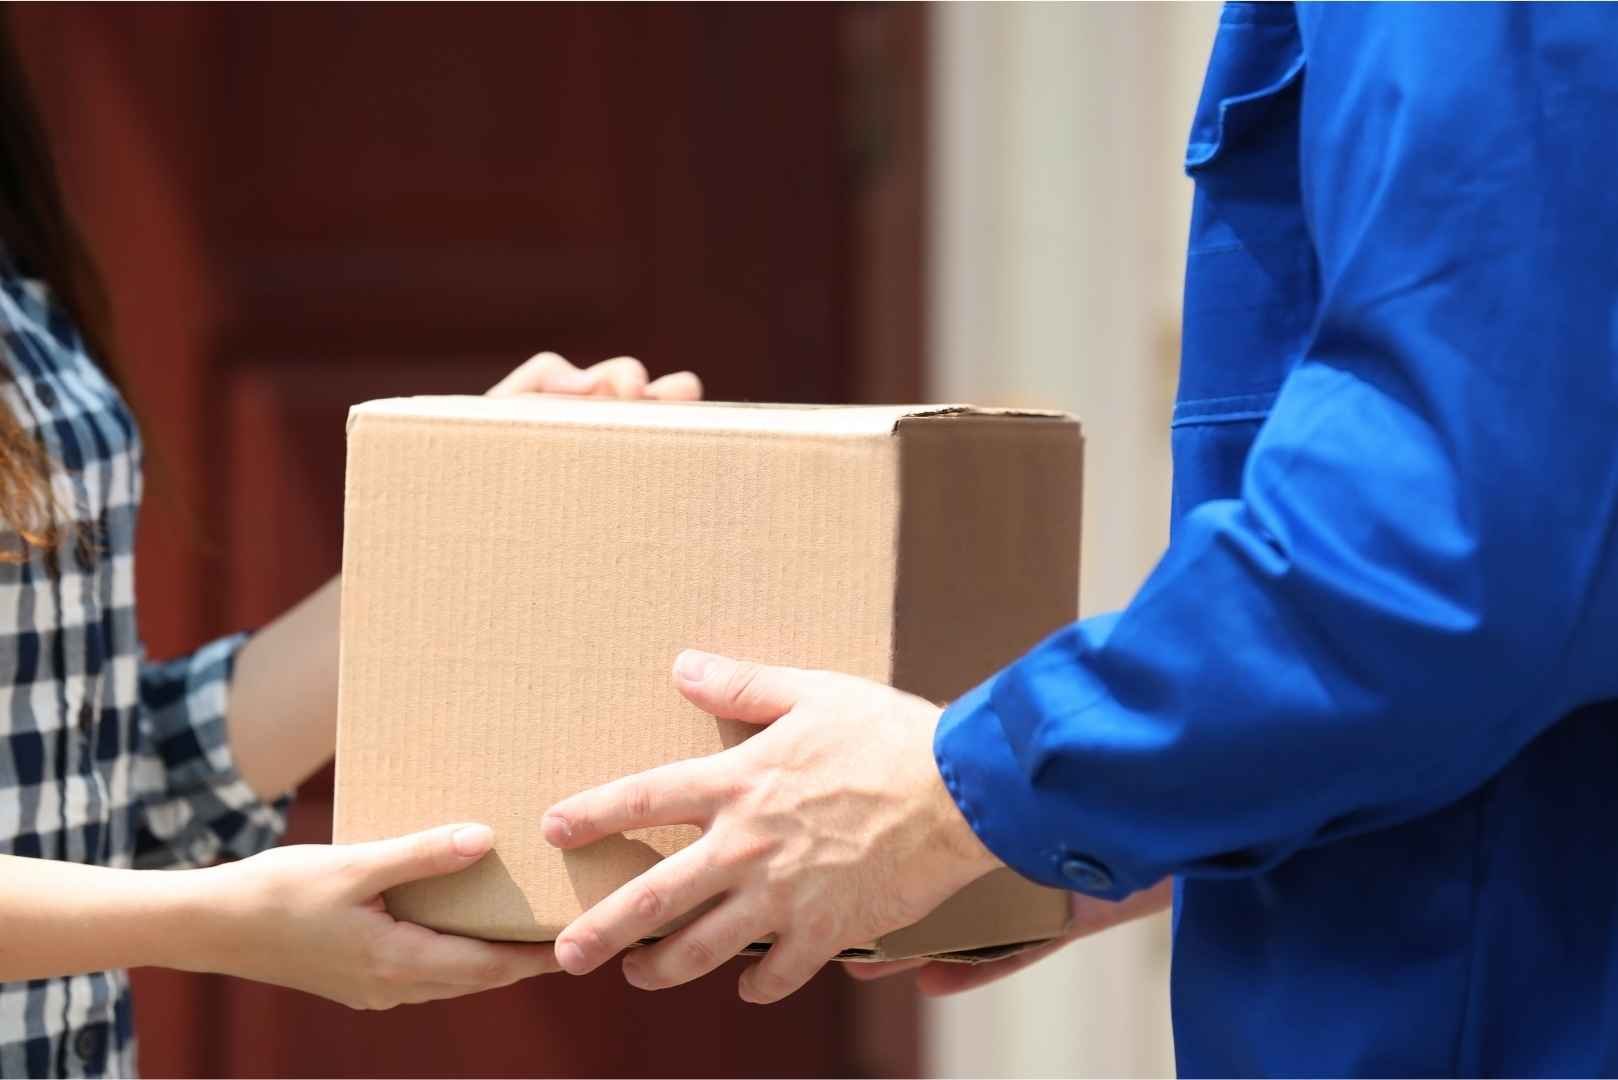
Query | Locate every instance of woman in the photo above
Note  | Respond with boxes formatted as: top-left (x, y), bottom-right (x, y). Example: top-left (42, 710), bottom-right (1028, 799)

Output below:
top-left (0, 23), bottom-right (701, 1078)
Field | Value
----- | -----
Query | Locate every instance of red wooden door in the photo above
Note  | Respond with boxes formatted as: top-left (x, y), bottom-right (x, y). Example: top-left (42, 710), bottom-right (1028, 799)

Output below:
top-left (14, 4), bottom-right (922, 1076)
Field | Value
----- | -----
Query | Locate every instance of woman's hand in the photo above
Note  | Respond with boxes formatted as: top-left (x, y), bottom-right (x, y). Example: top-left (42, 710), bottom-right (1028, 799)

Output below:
top-left (488, 352), bottom-right (703, 401)
top-left (187, 823), bottom-right (557, 1010)
top-left (845, 879), bottom-right (1174, 995)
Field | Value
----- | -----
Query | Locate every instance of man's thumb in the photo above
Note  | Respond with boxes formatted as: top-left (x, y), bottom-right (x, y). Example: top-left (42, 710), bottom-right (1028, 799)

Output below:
top-left (671, 651), bottom-right (814, 725)
top-left (347, 823), bottom-right (494, 895)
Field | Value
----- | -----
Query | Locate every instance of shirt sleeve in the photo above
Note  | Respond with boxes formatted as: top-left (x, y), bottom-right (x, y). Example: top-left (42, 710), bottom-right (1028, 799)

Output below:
top-left (937, 3), bottom-right (1618, 899)
top-left (133, 633), bottom-right (292, 869)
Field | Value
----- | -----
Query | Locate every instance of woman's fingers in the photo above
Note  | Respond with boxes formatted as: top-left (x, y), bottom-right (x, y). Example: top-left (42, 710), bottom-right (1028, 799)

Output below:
top-left (586, 356), bottom-right (648, 398)
top-left (490, 351), bottom-right (703, 401)
top-left (383, 921), bottom-right (559, 987)
top-left (646, 370), bottom-right (703, 400)
top-left (488, 352), bottom-right (596, 396)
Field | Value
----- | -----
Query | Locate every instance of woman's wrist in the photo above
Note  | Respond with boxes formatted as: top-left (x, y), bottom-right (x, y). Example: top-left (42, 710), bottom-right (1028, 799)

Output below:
top-left (142, 863), bottom-right (246, 976)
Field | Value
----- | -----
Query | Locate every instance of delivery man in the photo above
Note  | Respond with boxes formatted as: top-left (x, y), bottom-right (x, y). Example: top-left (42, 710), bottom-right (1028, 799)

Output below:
top-left (542, 4), bottom-right (1618, 1073)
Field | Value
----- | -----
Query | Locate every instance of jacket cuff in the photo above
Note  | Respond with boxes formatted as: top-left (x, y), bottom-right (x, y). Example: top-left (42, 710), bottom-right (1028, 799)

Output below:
top-left (935, 674), bottom-right (1128, 900)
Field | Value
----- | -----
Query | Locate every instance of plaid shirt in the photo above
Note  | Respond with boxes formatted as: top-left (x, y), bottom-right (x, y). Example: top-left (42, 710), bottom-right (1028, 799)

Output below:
top-left (0, 266), bottom-right (289, 1077)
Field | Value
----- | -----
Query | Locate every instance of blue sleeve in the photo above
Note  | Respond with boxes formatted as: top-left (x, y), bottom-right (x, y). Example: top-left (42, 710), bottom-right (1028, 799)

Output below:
top-left (937, 3), bottom-right (1618, 898)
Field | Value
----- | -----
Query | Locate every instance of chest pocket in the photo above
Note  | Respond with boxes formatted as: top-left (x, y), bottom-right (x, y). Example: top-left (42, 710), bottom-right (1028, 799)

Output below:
top-left (1171, 2), bottom-right (1313, 526)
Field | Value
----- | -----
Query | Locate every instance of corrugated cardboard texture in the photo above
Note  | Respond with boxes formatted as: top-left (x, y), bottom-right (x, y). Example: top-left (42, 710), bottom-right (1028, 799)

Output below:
top-left (334, 396), bottom-right (1082, 961)
top-left (879, 414), bottom-right (1082, 959)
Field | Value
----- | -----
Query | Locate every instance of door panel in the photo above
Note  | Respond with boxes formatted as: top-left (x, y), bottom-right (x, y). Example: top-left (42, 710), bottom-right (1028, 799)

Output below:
top-left (13, 4), bottom-right (922, 1075)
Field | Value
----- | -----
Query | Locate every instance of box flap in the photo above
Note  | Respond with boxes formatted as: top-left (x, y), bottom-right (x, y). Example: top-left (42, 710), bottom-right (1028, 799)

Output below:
top-left (348, 395), bottom-right (1073, 437)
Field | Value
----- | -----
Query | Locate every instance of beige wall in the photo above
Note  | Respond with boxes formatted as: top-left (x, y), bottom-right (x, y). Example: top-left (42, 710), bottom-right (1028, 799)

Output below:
top-left (923, 3), bottom-right (1221, 1076)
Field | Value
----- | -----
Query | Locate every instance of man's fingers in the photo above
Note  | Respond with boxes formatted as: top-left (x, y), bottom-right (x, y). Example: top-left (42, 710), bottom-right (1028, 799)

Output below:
top-left (905, 886), bottom-right (1174, 997)
top-left (620, 901), bottom-right (764, 991)
top-left (553, 841), bottom-right (732, 976)
top-left (488, 352), bottom-right (597, 397)
top-left (671, 651), bottom-right (821, 724)
top-left (586, 356), bottom-right (649, 398)
top-left (645, 371), bottom-right (704, 401)
top-left (738, 936), bottom-right (832, 1005)
top-left (843, 957), bottom-right (930, 982)
top-left (846, 943), bottom-right (1060, 994)
top-left (914, 937), bottom-right (1068, 996)
top-left (346, 823), bottom-right (495, 895)
top-left (543, 756), bottom-right (728, 850)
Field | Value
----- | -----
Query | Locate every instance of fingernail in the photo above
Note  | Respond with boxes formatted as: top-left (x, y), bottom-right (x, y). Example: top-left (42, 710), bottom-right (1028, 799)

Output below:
top-left (558, 369), bottom-right (596, 393)
top-left (541, 812), bottom-right (571, 846)
top-left (451, 824), bottom-right (494, 857)
top-left (555, 940), bottom-right (586, 975)
top-left (674, 650), bottom-right (714, 682)
top-left (622, 959), bottom-right (650, 990)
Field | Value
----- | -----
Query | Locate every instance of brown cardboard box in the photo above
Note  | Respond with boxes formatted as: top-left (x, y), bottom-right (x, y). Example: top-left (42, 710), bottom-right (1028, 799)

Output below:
top-left (333, 396), bottom-right (1082, 962)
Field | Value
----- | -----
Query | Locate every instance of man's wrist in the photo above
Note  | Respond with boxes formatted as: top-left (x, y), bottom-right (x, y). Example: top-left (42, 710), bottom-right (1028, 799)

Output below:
top-left (937, 787), bottom-right (1004, 881)
top-left (921, 705), bottom-right (1004, 885)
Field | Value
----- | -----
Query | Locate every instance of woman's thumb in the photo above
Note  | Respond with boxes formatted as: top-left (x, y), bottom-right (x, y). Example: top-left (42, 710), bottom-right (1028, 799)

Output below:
top-left (345, 823), bottom-right (494, 895)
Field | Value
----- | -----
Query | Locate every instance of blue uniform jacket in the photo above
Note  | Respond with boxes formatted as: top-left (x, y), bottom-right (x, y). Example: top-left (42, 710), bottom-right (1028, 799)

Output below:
top-left (934, 3), bottom-right (1618, 1074)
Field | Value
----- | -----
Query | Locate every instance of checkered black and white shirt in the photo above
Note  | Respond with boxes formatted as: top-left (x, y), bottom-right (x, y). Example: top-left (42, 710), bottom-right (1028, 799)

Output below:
top-left (0, 267), bottom-right (289, 1077)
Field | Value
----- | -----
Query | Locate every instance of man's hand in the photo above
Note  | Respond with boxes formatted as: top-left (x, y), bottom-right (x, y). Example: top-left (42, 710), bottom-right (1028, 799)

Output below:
top-left (846, 879), bottom-right (1173, 996)
top-left (542, 652), bottom-right (1004, 1004)
top-left (488, 352), bottom-right (702, 401)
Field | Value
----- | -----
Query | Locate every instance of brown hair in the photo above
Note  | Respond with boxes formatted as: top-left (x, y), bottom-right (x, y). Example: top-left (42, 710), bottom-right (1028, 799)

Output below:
top-left (0, 13), bottom-right (113, 562)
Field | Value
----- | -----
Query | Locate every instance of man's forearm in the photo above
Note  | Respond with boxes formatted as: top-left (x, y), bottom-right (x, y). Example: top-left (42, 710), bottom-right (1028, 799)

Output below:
top-left (230, 575), bottom-right (342, 800)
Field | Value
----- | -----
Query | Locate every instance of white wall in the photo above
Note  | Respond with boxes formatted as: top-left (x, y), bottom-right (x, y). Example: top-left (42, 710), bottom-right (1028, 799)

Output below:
top-left (924, 3), bottom-right (1220, 1076)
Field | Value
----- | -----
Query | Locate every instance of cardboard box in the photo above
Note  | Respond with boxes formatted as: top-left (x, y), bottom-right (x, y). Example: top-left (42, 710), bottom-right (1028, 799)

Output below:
top-left (334, 396), bottom-right (1082, 962)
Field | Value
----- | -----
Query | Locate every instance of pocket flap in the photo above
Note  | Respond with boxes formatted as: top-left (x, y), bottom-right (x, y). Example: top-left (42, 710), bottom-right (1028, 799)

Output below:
top-left (1185, 5), bottom-right (1306, 172)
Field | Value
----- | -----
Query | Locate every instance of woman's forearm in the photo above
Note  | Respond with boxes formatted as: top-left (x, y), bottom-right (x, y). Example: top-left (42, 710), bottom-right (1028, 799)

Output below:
top-left (0, 836), bottom-right (559, 1003)
top-left (230, 575), bottom-right (342, 800)
top-left (0, 854), bottom-right (207, 982)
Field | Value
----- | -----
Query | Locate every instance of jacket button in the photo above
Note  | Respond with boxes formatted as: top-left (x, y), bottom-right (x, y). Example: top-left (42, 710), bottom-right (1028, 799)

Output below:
top-left (1060, 855), bottom-right (1113, 892)
top-left (34, 382), bottom-right (56, 409)
top-left (73, 1025), bottom-right (105, 1062)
